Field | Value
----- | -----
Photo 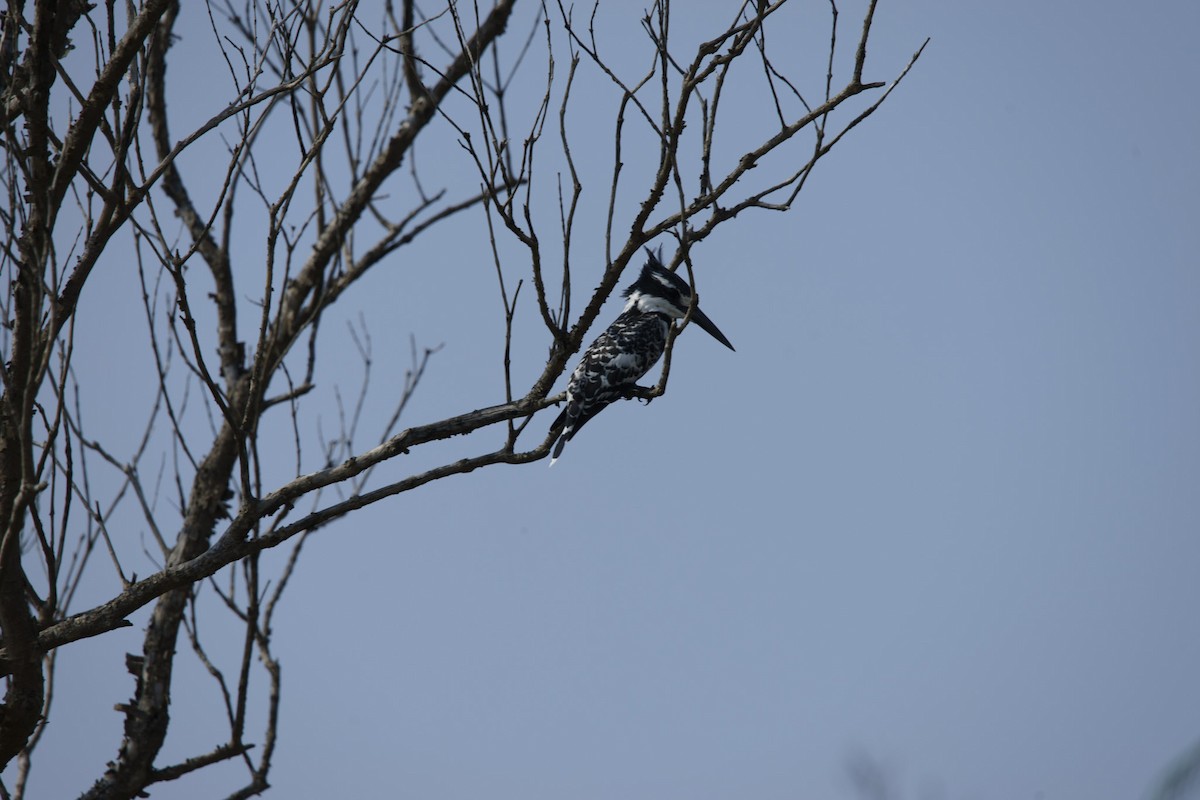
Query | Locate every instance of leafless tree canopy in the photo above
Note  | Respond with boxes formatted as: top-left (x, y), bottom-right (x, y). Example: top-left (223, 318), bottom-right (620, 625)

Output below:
top-left (0, 1), bottom-right (923, 796)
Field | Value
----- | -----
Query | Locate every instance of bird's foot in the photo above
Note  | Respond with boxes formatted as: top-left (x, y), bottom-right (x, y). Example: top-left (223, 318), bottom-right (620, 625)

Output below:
top-left (619, 384), bottom-right (658, 404)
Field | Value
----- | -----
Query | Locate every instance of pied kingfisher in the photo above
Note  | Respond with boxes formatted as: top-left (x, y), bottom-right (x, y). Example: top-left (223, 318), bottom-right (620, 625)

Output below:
top-left (549, 249), bottom-right (735, 464)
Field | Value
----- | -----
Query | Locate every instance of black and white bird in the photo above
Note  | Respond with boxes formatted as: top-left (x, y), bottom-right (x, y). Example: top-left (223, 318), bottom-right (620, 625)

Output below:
top-left (549, 249), bottom-right (735, 464)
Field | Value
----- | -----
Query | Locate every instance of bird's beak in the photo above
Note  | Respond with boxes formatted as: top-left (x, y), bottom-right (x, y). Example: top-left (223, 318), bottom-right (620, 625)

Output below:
top-left (688, 305), bottom-right (735, 351)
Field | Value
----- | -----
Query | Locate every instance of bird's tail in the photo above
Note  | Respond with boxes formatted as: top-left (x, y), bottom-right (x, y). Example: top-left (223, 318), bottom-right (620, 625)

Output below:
top-left (549, 434), bottom-right (568, 466)
top-left (548, 405), bottom-right (575, 466)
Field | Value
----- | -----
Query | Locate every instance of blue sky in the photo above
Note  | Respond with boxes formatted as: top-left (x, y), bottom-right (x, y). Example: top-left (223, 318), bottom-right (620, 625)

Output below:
top-left (11, 2), bottom-right (1199, 799)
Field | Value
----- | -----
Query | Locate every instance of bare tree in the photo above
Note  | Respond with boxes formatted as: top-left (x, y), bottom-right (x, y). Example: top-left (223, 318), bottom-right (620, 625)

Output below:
top-left (0, 1), bottom-right (924, 796)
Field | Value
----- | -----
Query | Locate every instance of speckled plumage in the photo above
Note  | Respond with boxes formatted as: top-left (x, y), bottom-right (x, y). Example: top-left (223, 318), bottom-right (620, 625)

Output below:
top-left (549, 250), bottom-right (735, 464)
top-left (549, 308), bottom-right (671, 461)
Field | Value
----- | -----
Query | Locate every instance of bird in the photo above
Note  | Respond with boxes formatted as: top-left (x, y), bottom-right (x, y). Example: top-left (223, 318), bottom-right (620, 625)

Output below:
top-left (549, 248), bottom-right (735, 464)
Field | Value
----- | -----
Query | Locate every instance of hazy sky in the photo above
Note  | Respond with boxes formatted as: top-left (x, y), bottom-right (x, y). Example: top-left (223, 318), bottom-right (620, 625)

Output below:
top-left (12, 1), bottom-right (1199, 799)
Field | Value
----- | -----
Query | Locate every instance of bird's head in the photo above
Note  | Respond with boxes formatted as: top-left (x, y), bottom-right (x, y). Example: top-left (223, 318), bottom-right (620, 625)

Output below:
top-left (622, 249), bottom-right (735, 351)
